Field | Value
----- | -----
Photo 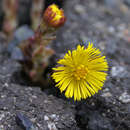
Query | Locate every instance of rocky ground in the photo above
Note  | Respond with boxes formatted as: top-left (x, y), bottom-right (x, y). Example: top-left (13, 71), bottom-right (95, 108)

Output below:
top-left (0, 0), bottom-right (130, 130)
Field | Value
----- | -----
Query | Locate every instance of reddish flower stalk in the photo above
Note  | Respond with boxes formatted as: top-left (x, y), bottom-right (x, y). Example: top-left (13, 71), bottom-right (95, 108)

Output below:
top-left (19, 4), bottom-right (66, 85)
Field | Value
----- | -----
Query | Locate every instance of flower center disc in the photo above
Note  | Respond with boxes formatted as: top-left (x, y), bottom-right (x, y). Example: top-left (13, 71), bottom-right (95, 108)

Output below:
top-left (74, 65), bottom-right (88, 80)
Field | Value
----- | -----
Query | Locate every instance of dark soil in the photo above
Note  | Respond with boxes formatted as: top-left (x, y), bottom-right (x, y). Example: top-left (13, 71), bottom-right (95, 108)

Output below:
top-left (0, 0), bottom-right (130, 130)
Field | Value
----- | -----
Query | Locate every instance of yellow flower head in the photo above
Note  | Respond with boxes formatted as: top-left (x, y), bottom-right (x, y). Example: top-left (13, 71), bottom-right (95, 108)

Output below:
top-left (43, 4), bottom-right (66, 28)
top-left (52, 43), bottom-right (108, 101)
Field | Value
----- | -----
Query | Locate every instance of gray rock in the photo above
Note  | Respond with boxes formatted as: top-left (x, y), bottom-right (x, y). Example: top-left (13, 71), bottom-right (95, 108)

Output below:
top-left (111, 66), bottom-right (129, 78)
top-left (16, 113), bottom-right (38, 130)
top-left (124, 0), bottom-right (130, 6)
top-left (106, 41), bottom-right (117, 56)
top-left (0, 0), bottom-right (130, 130)
top-left (76, 101), bottom-right (114, 130)
top-left (107, 26), bottom-right (115, 34)
top-left (104, 0), bottom-right (120, 8)
top-left (88, 112), bottom-right (113, 130)
top-left (0, 125), bottom-right (4, 130)
top-left (74, 4), bottom-right (86, 14)
top-left (0, 52), bottom-right (78, 129)
top-left (101, 92), bottom-right (112, 98)
top-left (11, 47), bottom-right (24, 61)
top-left (44, 115), bottom-right (58, 130)
top-left (103, 0), bottom-right (128, 14)
top-left (119, 92), bottom-right (130, 103)
top-left (14, 25), bottom-right (34, 43)
top-left (8, 25), bottom-right (34, 53)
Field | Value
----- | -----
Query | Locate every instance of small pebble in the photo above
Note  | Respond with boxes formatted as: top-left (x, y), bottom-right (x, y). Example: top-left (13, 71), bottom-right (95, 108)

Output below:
top-left (3, 83), bottom-right (8, 87)
top-left (108, 26), bottom-right (115, 34)
top-left (16, 113), bottom-right (38, 130)
top-left (74, 4), bottom-right (86, 14)
top-left (111, 66), bottom-right (128, 78)
top-left (44, 115), bottom-right (49, 121)
top-left (0, 125), bottom-right (4, 130)
top-left (0, 114), bottom-right (5, 121)
top-left (119, 92), bottom-right (130, 103)
top-left (44, 115), bottom-right (58, 130)
top-left (103, 88), bottom-right (109, 92)
top-left (101, 92), bottom-right (112, 97)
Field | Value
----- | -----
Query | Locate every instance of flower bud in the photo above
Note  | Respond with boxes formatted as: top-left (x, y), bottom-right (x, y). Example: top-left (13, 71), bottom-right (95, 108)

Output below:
top-left (43, 4), bottom-right (66, 28)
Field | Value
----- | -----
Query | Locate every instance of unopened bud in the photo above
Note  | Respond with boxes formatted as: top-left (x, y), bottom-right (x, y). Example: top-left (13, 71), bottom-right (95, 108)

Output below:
top-left (43, 4), bottom-right (66, 28)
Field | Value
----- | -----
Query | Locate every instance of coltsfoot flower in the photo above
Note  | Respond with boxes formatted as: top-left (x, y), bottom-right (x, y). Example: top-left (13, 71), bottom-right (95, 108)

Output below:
top-left (43, 4), bottom-right (66, 28)
top-left (52, 43), bottom-right (108, 101)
